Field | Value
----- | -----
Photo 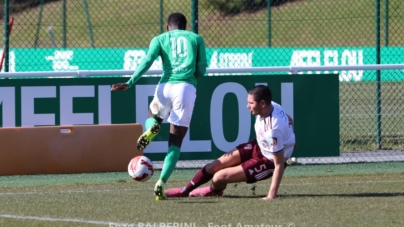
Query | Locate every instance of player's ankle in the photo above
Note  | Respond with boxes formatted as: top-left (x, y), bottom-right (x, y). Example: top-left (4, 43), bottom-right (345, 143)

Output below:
top-left (181, 187), bottom-right (190, 196)
top-left (211, 184), bottom-right (225, 193)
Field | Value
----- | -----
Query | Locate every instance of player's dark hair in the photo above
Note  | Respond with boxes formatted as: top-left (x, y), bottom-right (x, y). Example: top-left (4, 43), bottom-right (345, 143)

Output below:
top-left (249, 85), bottom-right (272, 104)
top-left (168, 13), bottom-right (187, 30)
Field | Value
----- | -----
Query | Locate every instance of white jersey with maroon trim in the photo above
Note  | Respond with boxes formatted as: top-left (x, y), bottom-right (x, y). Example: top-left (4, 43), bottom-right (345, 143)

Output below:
top-left (255, 101), bottom-right (296, 160)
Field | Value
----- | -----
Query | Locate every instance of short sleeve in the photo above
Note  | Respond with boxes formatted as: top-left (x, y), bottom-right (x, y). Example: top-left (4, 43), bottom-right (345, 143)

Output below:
top-left (260, 129), bottom-right (285, 154)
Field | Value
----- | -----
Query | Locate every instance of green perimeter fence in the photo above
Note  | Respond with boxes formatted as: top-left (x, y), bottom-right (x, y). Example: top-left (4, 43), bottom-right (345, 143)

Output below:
top-left (0, 0), bottom-right (403, 165)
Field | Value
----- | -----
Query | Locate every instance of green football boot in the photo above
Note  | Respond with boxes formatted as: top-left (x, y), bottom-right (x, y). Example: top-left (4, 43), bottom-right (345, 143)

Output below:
top-left (137, 123), bottom-right (160, 151)
top-left (154, 180), bottom-right (167, 200)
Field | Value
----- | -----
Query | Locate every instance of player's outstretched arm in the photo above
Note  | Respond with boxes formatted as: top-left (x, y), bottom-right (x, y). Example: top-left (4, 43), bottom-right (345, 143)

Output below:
top-left (125, 38), bottom-right (161, 87)
top-left (111, 83), bottom-right (129, 91)
top-left (262, 150), bottom-right (285, 201)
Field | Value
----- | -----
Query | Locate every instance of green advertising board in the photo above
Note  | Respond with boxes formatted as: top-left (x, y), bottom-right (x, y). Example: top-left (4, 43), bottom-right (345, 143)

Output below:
top-left (3, 47), bottom-right (404, 81)
top-left (0, 75), bottom-right (339, 159)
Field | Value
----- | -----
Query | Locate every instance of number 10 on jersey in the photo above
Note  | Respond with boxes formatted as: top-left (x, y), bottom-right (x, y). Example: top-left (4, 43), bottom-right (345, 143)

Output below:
top-left (170, 37), bottom-right (188, 58)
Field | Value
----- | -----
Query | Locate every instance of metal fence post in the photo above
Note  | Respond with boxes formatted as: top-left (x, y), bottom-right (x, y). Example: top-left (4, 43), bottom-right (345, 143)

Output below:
top-left (63, 0), bottom-right (67, 48)
top-left (34, 0), bottom-right (45, 48)
top-left (83, 0), bottom-right (95, 48)
top-left (3, 0), bottom-right (10, 72)
top-left (191, 0), bottom-right (198, 34)
top-left (159, 0), bottom-right (164, 34)
top-left (267, 0), bottom-right (271, 47)
top-left (376, 0), bottom-right (382, 149)
top-left (384, 0), bottom-right (389, 46)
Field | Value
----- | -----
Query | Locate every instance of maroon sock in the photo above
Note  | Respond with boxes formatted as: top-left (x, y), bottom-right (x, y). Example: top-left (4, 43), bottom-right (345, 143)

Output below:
top-left (184, 165), bottom-right (213, 193)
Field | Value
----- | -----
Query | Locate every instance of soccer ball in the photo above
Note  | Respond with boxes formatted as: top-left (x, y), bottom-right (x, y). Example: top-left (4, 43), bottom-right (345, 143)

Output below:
top-left (128, 156), bottom-right (154, 182)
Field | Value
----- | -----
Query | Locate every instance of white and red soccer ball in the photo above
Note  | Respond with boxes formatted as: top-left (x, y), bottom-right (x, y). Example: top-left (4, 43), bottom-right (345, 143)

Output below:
top-left (128, 156), bottom-right (154, 182)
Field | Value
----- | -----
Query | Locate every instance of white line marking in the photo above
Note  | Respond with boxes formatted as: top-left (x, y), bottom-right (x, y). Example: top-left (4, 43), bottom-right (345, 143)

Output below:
top-left (0, 214), bottom-right (135, 226)
top-left (0, 188), bottom-right (146, 196)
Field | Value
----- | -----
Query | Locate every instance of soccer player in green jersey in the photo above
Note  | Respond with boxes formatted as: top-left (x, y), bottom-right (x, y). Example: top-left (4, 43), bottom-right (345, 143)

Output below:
top-left (111, 12), bottom-right (207, 200)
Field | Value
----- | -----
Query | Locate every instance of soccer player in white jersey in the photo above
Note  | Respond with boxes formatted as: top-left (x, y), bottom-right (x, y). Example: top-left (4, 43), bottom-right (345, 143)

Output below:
top-left (111, 12), bottom-right (207, 200)
top-left (165, 85), bottom-right (295, 200)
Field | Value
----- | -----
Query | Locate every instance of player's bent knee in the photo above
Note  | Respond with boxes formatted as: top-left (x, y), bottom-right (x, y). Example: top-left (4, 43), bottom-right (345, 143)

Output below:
top-left (212, 170), bottom-right (229, 184)
top-left (212, 174), bottom-right (222, 184)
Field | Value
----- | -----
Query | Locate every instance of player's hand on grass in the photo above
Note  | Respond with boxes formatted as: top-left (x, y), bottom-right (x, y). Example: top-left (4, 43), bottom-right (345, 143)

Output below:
top-left (261, 196), bottom-right (275, 201)
top-left (111, 83), bottom-right (129, 91)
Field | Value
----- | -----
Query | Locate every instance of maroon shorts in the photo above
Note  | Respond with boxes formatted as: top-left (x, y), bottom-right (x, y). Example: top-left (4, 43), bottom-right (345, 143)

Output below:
top-left (237, 139), bottom-right (287, 184)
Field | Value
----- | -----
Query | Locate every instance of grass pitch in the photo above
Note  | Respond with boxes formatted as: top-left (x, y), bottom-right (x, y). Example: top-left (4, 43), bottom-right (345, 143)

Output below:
top-left (0, 162), bottom-right (403, 227)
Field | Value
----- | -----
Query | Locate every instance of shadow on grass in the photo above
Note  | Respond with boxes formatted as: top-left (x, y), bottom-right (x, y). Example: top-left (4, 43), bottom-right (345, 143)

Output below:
top-left (160, 191), bottom-right (404, 200)
top-left (173, 195), bottom-right (265, 200)
top-left (280, 192), bottom-right (404, 198)
top-left (222, 192), bottom-right (404, 199)
top-left (178, 201), bottom-right (220, 204)
top-left (223, 195), bottom-right (265, 198)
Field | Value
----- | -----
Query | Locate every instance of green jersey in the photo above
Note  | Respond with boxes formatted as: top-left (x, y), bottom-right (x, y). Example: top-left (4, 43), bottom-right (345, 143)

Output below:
top-left (126, 29), bottom-right (207, 88)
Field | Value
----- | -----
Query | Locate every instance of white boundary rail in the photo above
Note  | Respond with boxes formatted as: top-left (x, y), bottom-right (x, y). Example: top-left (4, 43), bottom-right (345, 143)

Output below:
top-left (0, 63), bottom-right (404, 78)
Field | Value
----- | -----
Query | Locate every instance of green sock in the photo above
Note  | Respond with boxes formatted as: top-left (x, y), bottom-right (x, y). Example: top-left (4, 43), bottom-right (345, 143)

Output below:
top-left (160, 145), bottom-right (181, 183)
top-left (145, 117), bottom-right (158, 130)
